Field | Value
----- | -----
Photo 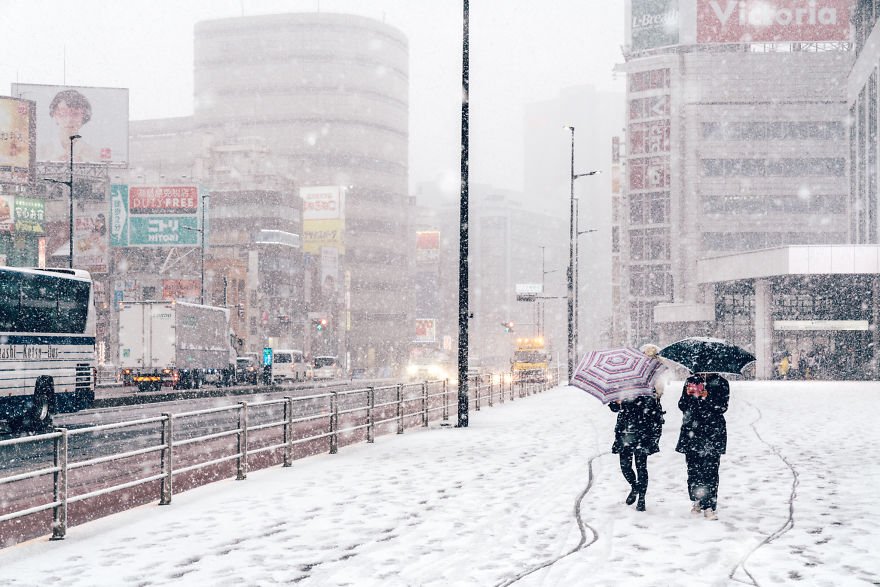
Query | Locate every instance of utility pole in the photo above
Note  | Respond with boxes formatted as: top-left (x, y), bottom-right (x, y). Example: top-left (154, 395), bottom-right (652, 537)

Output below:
top-left (457, 0), bottom-right (470, 427)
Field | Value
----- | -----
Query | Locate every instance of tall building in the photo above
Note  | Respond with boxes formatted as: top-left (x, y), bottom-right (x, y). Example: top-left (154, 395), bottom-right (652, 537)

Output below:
top-left (129, 12), bottom-right (410, 372)
top-left (617, 0), bottom-right (852, 347)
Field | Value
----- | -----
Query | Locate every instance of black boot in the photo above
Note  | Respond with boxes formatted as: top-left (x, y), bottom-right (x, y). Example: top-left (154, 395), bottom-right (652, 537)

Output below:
top-left (636, 493), bottom-right (646, 511)
top-left (625, 487), bottom-right (638, 505)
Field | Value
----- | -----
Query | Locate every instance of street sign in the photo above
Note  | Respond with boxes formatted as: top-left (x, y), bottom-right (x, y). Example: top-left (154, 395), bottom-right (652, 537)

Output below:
top-left (263, 347), bottom-right (273, 366)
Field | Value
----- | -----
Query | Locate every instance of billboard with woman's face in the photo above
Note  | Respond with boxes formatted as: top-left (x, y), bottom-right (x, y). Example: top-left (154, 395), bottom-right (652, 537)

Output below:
top-left (11, 83), bottom-right (129, 165)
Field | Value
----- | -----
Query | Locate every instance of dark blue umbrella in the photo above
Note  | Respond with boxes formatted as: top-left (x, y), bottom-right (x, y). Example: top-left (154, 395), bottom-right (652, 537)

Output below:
top-left (658, 337), bottom-right (755, 375)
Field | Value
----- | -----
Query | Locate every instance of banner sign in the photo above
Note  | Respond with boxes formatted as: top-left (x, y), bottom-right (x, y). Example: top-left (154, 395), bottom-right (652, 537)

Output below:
top-left (697, 0), bottom-right (852, 43)
top-left (515, 283), bottom-right (543, 302)
top-left (416, 230), bottom-right (440, 263)
top-left (631, 0), bottom-right (680, 51)
top-left (303, 218), bottom-right (344, 254)
top-left (110, 184), bottom-right (202, 247)
top-left (0, 97), bottom-right (36, 184)
top-left (73, 200), bottom-right (109, 273)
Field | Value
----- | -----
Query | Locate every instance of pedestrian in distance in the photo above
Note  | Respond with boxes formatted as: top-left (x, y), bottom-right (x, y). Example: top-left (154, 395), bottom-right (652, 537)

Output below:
top-left (676, 373), bottom-right (729, 520)
top-left (610, 389), bottom-right (665, 512)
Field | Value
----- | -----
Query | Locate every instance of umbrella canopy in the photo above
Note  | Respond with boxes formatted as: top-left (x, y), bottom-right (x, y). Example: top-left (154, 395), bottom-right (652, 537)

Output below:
top-left (658, 337), bottom-right (755, 375)
top-left (571, 347), bottom-right (665, 404)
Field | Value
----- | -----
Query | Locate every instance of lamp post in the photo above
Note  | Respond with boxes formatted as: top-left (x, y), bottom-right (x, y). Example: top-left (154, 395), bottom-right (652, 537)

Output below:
top-left (182, 193), bottom-right (210, 304)
top-left (457, 0), bottom-right (470, 428)
top-left (564, 125), bottom-right (600, 381)
top-left (41, 134), bottom-right (80, 269)
top-left (575, 226), bottom-right (598, 357)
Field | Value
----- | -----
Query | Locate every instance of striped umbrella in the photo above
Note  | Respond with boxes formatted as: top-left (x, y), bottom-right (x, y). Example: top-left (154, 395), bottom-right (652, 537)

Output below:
top-left (571, 347), bottom-right (665, 404)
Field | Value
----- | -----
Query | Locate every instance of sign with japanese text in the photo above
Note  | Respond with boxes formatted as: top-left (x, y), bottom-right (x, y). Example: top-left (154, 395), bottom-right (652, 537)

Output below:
top-left (414, 318), bottom-right (437, 343)
top-left (110, 183), bottom-right (203, 247)
top-left (0, 195), bottom-right (15, 233)
top-left (0, 97), bottom-right (35, 184)
top-left (14, 197), bottom-right (45, 234)
top-left (300, 186), bottom-right (345, 220)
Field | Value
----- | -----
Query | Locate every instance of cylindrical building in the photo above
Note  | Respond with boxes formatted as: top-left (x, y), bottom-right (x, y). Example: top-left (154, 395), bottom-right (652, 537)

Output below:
top-left (193, 13), bottom-right (410, 372)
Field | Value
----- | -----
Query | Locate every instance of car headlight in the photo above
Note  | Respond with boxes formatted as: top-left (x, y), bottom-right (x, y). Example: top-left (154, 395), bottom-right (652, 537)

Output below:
top-left (407, 365), bottom-right (418, 376)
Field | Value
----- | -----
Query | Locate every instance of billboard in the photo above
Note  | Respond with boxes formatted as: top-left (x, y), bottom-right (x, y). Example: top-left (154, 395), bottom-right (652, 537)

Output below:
top-left (11, 83), bottom-right (129, 165)
top-left (414, 318), bottom-right (437, 343)
top-left (0, 195), bottom-right (14, 233)
top-left (301, 185), bottom-right (344, 220)
top-left (515, 283), bottom-right (543, 302)
top-left (14, 197), bottom-right (45, 234)
top-left (416, 230), bottom-right (440, 263)
top-left (73, 200), bottom-right (109, 273)
top-left (162, 279), bottom-right (201, 302)
top-left (110, 184), bottom-right (202, 247)
top-left (631, 0), bottom-right (680, 51)
top-left (697, 0), bottom-right (852, 43)
top-left (0, 97), bottom-right (36, 184)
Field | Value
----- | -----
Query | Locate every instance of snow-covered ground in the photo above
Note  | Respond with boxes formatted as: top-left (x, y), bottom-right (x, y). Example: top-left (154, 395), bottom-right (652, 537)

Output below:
top-left (2, 381), bottom-right (879, 586)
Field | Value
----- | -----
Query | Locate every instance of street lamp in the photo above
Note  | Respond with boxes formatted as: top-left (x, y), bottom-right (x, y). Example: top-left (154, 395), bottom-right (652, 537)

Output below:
top-left (181, 193), bottom-right (210, 305)
top-left (41, 134), bottom-right (80, 269)
top-left (564, 125), bottom-right (600, 382)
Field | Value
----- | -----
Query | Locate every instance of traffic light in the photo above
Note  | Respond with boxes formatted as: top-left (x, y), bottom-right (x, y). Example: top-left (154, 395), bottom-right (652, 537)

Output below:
top-left (314, 318), bottom-right (328, 332)
top-left (501, 321), bottom-right (514, 333)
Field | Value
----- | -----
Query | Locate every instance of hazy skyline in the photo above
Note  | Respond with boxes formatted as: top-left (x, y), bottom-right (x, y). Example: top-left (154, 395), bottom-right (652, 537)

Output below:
top-left (1, 0), bottom-right (626, 192)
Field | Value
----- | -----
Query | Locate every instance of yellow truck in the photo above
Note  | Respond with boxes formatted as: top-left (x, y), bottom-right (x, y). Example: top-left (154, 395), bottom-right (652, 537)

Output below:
top-left (511, 337), bottom-right (549, 383)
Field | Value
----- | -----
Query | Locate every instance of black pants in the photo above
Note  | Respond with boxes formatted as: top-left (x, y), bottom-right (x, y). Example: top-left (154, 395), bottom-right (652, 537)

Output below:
top-left (685, 452), bottom-right (721, 510)
top-left (619, 449), bottom-right (649, 494)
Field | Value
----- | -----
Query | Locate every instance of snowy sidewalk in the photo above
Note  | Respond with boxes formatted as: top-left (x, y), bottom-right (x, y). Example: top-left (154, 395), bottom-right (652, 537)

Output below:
top-left (1, 382), bottom-right (879, 586)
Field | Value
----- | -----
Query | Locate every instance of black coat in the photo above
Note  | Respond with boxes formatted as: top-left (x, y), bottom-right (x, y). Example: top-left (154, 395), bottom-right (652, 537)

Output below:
top-left (675, 374), bottom-right (729, 456)
top-left (610, 395), bottom-right (664, 455)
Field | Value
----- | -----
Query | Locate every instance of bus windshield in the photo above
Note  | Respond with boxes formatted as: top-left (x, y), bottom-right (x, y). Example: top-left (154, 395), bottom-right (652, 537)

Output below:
top-left (0, 269), bottom-right (91, 333)
top-left (315, 357), bottom-right (338, 368)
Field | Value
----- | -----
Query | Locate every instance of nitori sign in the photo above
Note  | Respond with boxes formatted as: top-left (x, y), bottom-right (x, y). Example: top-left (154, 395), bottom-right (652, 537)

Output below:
top-left (698, 0), bottom-right (851, 43)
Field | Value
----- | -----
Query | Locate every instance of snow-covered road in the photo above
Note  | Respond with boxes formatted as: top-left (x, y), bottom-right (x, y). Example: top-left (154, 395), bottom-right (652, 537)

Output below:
top-left (1, 381), bottom-right (878, 586)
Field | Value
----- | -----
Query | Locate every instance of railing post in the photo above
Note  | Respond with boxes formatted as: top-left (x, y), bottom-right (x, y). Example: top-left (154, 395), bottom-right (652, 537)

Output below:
top-left (50, 428), bottom-right (68, 540)
top-left (442, 379), bottom-right (449, 421)
top-left (488, 377), bottom-right (494, 407)
top-left (475, 375), bottom-right (481, 411)
top-left (499, 376), bottom-right (504, 404)
top-left (237, 401), bottom-right (248, 480)
top-left (419, 382), bottom-right (426, 426)
top-left (397, 383), bottom-right (404, 434)
top-left (367, 387), bottom-right (375, 443)
top-left (330, 391), bottom-right (339, 454)
top-left (510, 379), bottom-right (515, 401)
top-left (159, 414), bottom-right (173, 505)
top-left (283, 397), bottom-right (293, 467)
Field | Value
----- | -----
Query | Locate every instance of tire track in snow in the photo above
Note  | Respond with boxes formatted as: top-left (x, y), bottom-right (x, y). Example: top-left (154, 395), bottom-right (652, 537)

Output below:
top-left (729, 399), bottom-right (800, 587)
top-left (495, 450), bottom-right (608, 587)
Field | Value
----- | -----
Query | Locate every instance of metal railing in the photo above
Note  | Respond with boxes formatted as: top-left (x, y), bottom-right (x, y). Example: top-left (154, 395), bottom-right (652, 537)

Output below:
top-left (0, 374), bottom-right (555, 542)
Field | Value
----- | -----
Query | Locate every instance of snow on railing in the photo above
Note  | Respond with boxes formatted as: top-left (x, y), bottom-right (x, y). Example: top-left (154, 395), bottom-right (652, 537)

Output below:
top-left (0, 374), bottom-right (556, 542)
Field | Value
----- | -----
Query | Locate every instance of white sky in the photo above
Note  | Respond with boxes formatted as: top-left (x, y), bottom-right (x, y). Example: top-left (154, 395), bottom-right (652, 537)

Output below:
top-left (2, 381), bottom-right (879, 586)
top-left (0, 0), bottom-right (626, 192)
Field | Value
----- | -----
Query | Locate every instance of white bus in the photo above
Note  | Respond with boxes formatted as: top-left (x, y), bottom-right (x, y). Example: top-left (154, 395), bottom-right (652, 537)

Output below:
top-left (0, 267), bottom-right (96, 432)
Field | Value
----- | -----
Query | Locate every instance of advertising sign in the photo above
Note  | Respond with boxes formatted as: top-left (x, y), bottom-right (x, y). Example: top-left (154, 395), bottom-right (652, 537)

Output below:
top-left (0, 195), bottom-right (14, 233)
top-left (414, 318), bottom-right (437, 343)
top-left (416, 230), bottom-right (441, 263)
top-left (110, 184), bottom-right (202, 247)
top-left (303, 219), bottom-right (344, 254)
top-left (697, 0), bottom-right (852, 43)
top-left (320, 246), bottom-right (340, 297)
top-left (0, 97), bottom-right (35, 184)
top-left (73, 200), bottom-right (109, 273)
top-left (14, 197), bottom-right (45, 234)
top-left (11, 83), bottom-right (129, 165)
top-left (300, 186), bottom-right (344, 220)
top-left (631, 0), bottom-right (680, 51)
top-left (162, 279), bottom-right (201, 302)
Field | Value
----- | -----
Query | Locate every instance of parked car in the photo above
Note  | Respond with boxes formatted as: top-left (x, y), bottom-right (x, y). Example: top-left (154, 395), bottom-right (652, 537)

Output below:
top-left (271, 349), bottom-right (309, 383)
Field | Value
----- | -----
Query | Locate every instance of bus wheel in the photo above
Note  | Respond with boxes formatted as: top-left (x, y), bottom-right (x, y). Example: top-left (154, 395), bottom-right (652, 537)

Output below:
top-left (24, 378), bottom-right (54, 432)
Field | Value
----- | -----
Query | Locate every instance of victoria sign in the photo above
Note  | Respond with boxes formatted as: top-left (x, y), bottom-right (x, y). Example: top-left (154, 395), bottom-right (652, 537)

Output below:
top-left (697, 0), bottom-right (852, 43)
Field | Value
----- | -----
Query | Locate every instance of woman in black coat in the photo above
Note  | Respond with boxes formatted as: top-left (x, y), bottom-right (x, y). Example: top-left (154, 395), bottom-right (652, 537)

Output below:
top-left (610, 393), bottom-right (664, 511)
top-left (675, 373), bottom-right (729, 520)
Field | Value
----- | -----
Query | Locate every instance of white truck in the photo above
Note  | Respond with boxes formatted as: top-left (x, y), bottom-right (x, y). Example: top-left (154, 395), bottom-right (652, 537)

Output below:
top-left (118, 301), bottom-right (236, 392)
